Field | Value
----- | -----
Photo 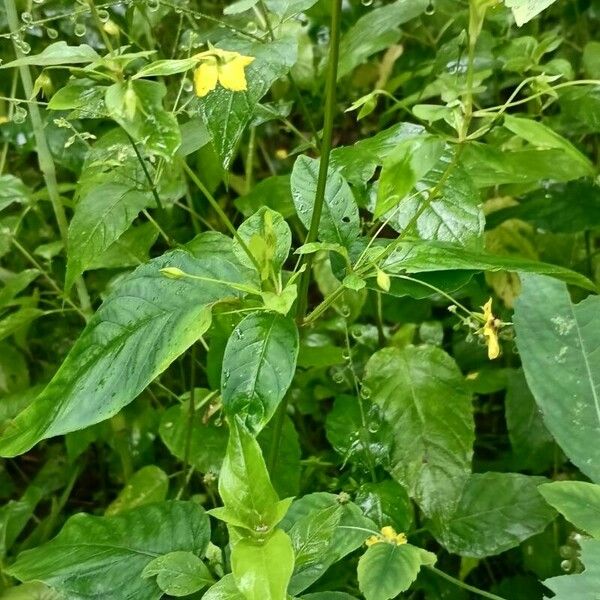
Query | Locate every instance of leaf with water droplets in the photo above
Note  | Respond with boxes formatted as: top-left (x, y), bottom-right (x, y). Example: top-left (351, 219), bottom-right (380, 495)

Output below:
top-left (514, 274), bottom-right (600, 483)
top-left (0, 233), bottom-right (255, 457)
top-left (221, 311), bottom-right (298, 433)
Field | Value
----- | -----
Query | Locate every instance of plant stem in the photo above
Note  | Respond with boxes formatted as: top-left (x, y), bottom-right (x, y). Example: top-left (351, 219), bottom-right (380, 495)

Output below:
top-left (426, 566), bottom-right (507, 600)
top-left (4, 0), bottom-right (92, 318)
top-left (182, 161), bottom-right (261, 273)
top-left (295, 0), bottom-right (343, 322)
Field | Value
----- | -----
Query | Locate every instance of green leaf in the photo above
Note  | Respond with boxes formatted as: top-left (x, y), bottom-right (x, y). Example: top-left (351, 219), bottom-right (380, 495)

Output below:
top-left (221, 311), bottom-right (298, 433)
top-left (7, 501), bottom-right (210, 600)
top-left (280, 492), bottom-right (377, 595)
top-left (0, 42), bottom-right (99, 68)
top-left (543, 539), bottom-right (600, 599)
top-left (376, 136), bottom-right (445, 219)
top-left (198, 37), bottom-right (297, 169)
top-left (300, 594), bottom-right (359, 600)
top-left (215, 418), bottom-right (284, 532)
top-left (505, 369), bottom-right (556, 473)
top-left (514, 274), bottom-right (600, 483)
top-left (291, 155), bottom-right (360, 250)
top-left (231, 529), bottom-right (295, 600)
top-left (133, 58), bottom-right (199, 79)
top-left (430, 473), bottom-right (556, 558)
top-left (0, 175), bottom-right (30, 212)
top-left (380, 145), bottom-right (483, 248)
top-left (0, 582), bottom-right (62, 600)
top-left (105, 80), bottom-right (181, 158)
top-left (263, 0), bottom-right (319, 19)
top-left (224, 0), bottom-right (260, 14)
top-left (203, 574), bottom-right (246, 600)
top-left (538, 481), bottom-right (600, 538)
top-left (357, 543), bottom-right (436, 600)
top-left (337, 0), bottom-right (428, 79)
top-left (504, 0), bottom-right (558, 26)
top-left (355, 480), bottom-right (414, 532)
top-left (503, 115), bottom-right (593, 175)
top-left (364, 346), bottom-right (474, 516)
top-left (0, 234), bottom-right (252, 457)
top-left (235, 175), bottom-right (296, 219)
top-left (105, 465), bottom-right (169, 516)
top-left (234, 207), bottom-right (292, 281)
top-left (382, 240), bottom-right (596, 291)
top-left (142, 550), bottom-right (213, 596)
top-left (330, 123), bottom-right (425, 186)
top-left (0, 308), bottom-right (44, 342)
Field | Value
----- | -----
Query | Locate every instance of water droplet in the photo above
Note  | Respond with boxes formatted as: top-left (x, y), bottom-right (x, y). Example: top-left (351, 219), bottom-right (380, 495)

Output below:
top-left (33, 0), bottom-right (45, 4)
top-left (20, 11), bottom-right (33, 24)
top-left (361, 0), bottom-right (373, 5)
top-left (147, 0), bottom-right (160, 11)
top-left (74, 22), bottom-right (87, 36)
top-left (246, 20), bottom-right (258, 34)
top-left (342, 351), bottom-right (351, 361)
top-left (340, 304), bottom-right (351, 318)
top-left (560, 559), bottom-right (572, 572)
top-left (425, 1), bottom-right (435, 15)
top-left (360, 385), bottom-right (371, 400)
top-left (12, 105), bottom-right (27, 124)
top-left (46, 27), bottom-right (58, 39)
top-left (18, 40), bottom-right (31, 54)
top-left (183, 78), bottom-right (193, 93)
top-left (317, 26), bottom-right (329, 45)
top-left (98, 8), bottom-right (110, 22)
top-left (351, 325), bottom-right (363, 339)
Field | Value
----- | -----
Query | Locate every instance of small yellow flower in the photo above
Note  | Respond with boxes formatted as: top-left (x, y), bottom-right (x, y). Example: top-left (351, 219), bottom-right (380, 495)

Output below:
top-left (481, 298), bottom-right (501, 360)
top-left (365, 526), bottom-right (408, 547)
top-left (193, 48), bottom-right (255, 97)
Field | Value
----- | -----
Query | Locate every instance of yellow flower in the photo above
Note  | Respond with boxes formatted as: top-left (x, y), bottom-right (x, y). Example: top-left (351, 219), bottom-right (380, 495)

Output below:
top-left (365, 526), bottom-right (408, 547)
top-left (482, 298), bottom-right (500, 360)
top-left (193, 48), bottom-right (255, 97)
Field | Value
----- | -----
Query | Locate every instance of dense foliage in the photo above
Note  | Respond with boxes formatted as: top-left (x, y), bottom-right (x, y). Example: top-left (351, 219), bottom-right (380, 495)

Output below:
top-left (1, 0), bottom-right (600, 598)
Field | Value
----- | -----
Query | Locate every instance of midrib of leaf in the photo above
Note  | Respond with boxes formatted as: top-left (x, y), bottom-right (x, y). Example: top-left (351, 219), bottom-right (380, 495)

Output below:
top-left (246, 314), bottom-right (277, 406)
top-left (568, 300), bottom-right (600, 425)
top-left (447, 494), bottom-right (543, 525)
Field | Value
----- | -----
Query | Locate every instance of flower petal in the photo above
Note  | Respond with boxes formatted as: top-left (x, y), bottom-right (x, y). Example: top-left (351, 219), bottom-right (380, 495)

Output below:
top-left (218, 55), bottom-right (254, 92)
top-left (194, 60), bottom-right (218, 97)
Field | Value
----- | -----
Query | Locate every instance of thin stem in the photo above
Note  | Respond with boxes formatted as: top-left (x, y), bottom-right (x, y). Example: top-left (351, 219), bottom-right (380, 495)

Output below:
top-left (182, 161), bottom-right (261, 273)
top-left (296, 0), bottom-right (343, 322)
top-left (4, 0), bottom-right (92, 318)
top-left (87, 0), bottom-right (114, 52)
top-left (426, 566), bottom-right (507, 600)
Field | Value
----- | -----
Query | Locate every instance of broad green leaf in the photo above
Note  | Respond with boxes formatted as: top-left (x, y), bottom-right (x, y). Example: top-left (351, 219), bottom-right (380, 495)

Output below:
top-left (355, 480), bottom-right (414, 532)
top-left (325, 394), bottom-right (392, 473)
top-left (380, 145), bottom-right (484, 248)
top-left (65, 128), bottom-right (169, 289)
top-left (142, 550), bottom-right (213, 596)
top-left (0, 175), bottom-right (30, 212)
top-left (105, 80), bottom-right (181, 158)
top-left (330, 123), bottom-right (425, 186)
top-left (197, 36), bottom-right (297, 169)
top-left (364, 346), bottom-right (474, 516)
top-left (0, 343), bottom-right (30, 397)
top-left (382, 240), bottom-right (595, 291)
top-left (280, 492), bottom-right (377, 595)
top-left (264, 0), bottom-right (319, 19)
top-left (503, 115), bottom-right (593, 175)
top-left (0, 42), bottom-right (99, 68)
top-left (300, 594), bottom-right (359, 600)
top-left (514, 274), bottom-right (600, 483)
top-left (7, 501), bottom-right (210, 600)
top-left (505, 369), bottom-right (556, 473)
top-left (538, 481), bottom-right (600, 538)
top-left (376, 136), bottom-right (445, 218)
top-left (430, 473), bottom-right (556, 558)
top-left (215, 418), bottom-right (285, 532)
top-left (105, 465), bottom-right (169, 516)
top-left (203, 575), bottom-right (245, 600)
top-left (133, 58), bottom-right (199, 79)
top-left (0, 582), bottom-right (61, 600)
top-left (337, 0), bottom-right (428, 79)
top-left (87, 222), bottom-right (158, 271)
top-left (221, 311), bottom-right (298, 432)
top-left (0, 308), bottom-right (44, 342)
top-left (543, 539), bottom-right (600, 599)
top-left (291, 156), bottom-right (360, 250)
top-left (0, 234), bottom-right (252, 457)
top-left (463, 143), bottom-right (593, 187)
top-left (559, 85), bottom-right (600, 133)
top-left (224, 0), bottom-right (260, 13)
top-left (504, 0), bottom-right (558, 26)
top-left (235, 175), bottom-right (295, 218)
top-left (358, 543), bottom-right (436, 600)
top-left (231, 529), bottom-right (295, 600)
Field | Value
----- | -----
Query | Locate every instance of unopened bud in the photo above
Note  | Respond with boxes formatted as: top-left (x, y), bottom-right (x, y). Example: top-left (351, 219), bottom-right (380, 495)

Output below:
top-left (160, 267), bottom-right (186, 279)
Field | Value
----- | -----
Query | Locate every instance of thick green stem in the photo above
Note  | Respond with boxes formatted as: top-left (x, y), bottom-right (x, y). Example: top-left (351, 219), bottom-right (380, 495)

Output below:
top-left (295, 0), bottom-right (343, 322)
top-left (427, 566), bottom-right (507, 600)
top-left (4, 0), bottom-right (92, 318)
